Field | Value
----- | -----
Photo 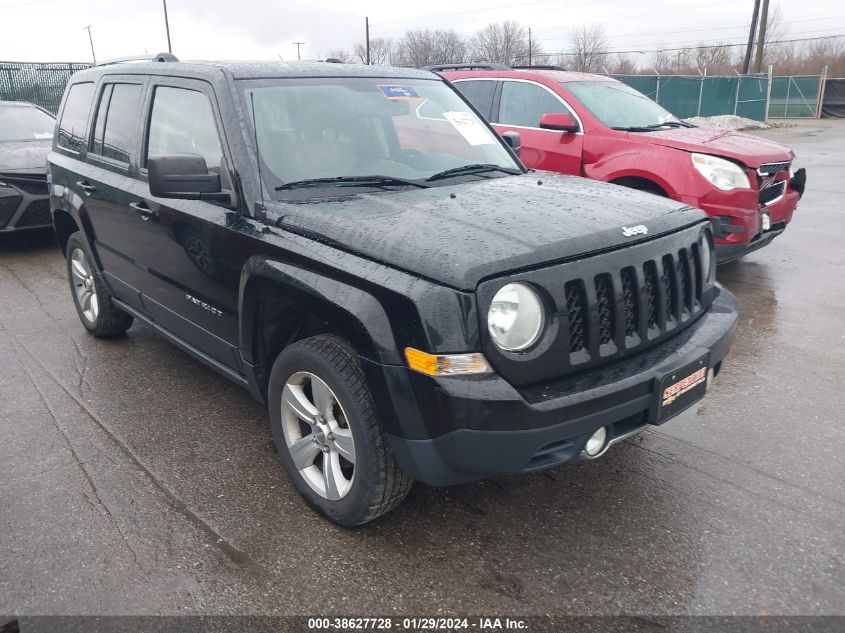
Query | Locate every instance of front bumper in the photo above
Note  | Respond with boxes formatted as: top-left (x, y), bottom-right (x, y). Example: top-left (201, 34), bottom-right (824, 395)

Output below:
top-left (0, 177), bottom-right (51, 232)
top-left (382, 287), bottom-right (738, 486)
top-left (679, 171), bottom-right (804, 264)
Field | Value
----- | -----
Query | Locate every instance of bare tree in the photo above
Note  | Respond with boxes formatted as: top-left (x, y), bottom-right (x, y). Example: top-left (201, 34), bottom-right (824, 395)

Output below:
top-left (393, 29), bottom-right (467, 67)
top-left (470, 21), bottom-right (530, 65)
top-left (651, 46), bottom-right (673, 74)
top-left (609, 52), bottom-right (637, 74)
top-left (568, 24), bottom-right (609, 73)
top-left (758, 4), bottom-right (788, 66)
top-left (694, 42), bottom-right (734, 74)
top-left (354, 37), bottom-right (393, 65)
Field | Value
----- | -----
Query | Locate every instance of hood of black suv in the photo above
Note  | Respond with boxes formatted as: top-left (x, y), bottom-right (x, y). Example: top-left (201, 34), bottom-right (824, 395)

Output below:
top-left (0, 139), bottom-right (51, 174)
top-left (268, 173), bottom-right (706, 290)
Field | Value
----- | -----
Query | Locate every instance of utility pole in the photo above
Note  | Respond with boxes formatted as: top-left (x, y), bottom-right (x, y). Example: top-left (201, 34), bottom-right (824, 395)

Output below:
top-left (162, 0), bottom-right (172, 53)
top-left (753, 0), bottom-right (770, 74)
top-left (83, 25), bottom-right (96, 63)
top-left (292, 41), bottom-right (305, 60)
top-left (528, 27), bottom-right (533, 66)
top-left (365, 17), bottom-right (371, 65)
top-left (742, 0), bottom-right (761, 74)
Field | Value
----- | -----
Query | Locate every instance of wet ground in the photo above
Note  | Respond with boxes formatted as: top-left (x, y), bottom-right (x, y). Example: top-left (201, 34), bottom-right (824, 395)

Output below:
top-left (1, 120), bottom-right (843, 617)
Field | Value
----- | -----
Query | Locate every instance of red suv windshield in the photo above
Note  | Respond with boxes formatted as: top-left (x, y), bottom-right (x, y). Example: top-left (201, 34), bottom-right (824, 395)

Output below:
top-left (563, 81), bottom-right (682, 130)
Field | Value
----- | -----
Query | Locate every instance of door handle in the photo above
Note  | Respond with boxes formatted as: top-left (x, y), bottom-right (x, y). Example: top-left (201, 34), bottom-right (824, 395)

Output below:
top-left (76, 181), bottom-right (96, 195)
top-left (129, 201), bottom-right (155, 220)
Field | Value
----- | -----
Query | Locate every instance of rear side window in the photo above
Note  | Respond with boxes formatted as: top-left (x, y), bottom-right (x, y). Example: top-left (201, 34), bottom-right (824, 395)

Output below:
top-left (146, 86), bottom-right (223, 169)
top-left (454, 80), bottom-right (496, 120)
top-left (499, 81), bottom-right (567, 129)
top-left (57, 82), bottom-right (94, 152)
top-left (89, 83), bottom-right (142, 163)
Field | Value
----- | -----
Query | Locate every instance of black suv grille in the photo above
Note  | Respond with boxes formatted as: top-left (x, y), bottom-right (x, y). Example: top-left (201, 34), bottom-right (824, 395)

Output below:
top-left (620, 267), bottom-right (638, 337)
top-left (0, 174), bottom-right (48, 196)
top-left (16, 199), bottom-right (51, 228)
top-left (564, 280), bottom-right (587, 353)
top-left (563, 239), bottom-right (708, 359)
top-left (479, 223), bottom-right (715, 387)
top-left (594, 274), bottom-right (615, 345)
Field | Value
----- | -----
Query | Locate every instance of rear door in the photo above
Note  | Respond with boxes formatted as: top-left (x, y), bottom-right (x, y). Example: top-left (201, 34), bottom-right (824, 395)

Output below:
top-left (121, 78), bottom-right (242, 370)
top-left (78, 77), bottom-right (146, 308)
top-left (494, 79), bottom-right (584, 175)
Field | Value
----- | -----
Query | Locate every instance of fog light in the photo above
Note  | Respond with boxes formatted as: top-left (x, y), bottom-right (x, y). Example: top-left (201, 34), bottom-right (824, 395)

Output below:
top-left (584, 426), bottom-right (608, 457)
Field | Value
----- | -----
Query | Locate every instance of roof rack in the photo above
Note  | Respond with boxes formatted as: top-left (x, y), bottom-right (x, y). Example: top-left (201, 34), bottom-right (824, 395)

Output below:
top-left (422, 63), bottom-right (512, 72)
top-left (511, 65), bottom-right (566, 71)
top-left (94, 52), bottom-right (178, 67)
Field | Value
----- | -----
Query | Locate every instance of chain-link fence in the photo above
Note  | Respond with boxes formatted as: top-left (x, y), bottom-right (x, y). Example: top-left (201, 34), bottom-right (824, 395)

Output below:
top-left (0, 61), bottom-right (90, 114)
top-left (768, 75), bottom-right (823, 118)
top-left (610, 73), bottom-right (769, 120)
top-left (610, 72), bottom-right (827, 121)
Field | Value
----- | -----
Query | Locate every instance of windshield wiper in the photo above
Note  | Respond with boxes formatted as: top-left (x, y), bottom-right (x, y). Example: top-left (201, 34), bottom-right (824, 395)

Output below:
top-left (645, 121), bottom-right (693, 129)
top-left (275, 175), bottom-right (429, 191)
top-left (425, 163), bottom-right (521, 182)
top-left (612, 121), bottom-right (693, 132)
top-left (611, 126), bottom-right (659, 132)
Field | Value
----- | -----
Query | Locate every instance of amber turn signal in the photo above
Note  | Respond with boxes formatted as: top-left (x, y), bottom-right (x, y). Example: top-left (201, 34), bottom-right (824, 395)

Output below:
top-left (404, 347), bottom-right (492, 376)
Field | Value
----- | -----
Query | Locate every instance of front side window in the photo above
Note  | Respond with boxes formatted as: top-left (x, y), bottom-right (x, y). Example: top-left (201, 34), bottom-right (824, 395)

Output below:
top-left (563, 81), bottom-right (681, 130)
top-left (240, 77), bottom-right (519, 198)
top-left (146, 86), bottom-right (223, 169)
top-left (89, 83), bottom-right (141, 163)
top-left (57, 82), bottom-right (94, 151)
top-left (499, 81), bottom-right (566, 128)
top-left (0, 104), bottom-right (55, 142)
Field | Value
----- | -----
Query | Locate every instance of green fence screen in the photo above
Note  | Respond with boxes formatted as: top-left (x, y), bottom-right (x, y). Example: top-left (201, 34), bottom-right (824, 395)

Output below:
top-left (769, 75), bottom-right (822, 118)
top-left (0, 61), bottom-right (90, 114)
top-left (611, 74), bottom-right (769, 121)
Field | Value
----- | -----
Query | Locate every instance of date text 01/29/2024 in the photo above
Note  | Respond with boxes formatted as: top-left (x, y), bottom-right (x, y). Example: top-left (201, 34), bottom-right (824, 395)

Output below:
top-left (306, 617), bottom-right (528, 630)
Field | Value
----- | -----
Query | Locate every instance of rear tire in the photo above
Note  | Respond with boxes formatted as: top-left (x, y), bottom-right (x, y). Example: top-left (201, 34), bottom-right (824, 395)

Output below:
top-left (66, 232), bottom-right (133, 337)
top-left (268, 334), bottom-right (412, 526)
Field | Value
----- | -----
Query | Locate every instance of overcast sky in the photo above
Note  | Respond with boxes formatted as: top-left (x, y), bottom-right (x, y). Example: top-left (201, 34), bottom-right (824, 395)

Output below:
top-left (2, 0), bottom-right (843, 64)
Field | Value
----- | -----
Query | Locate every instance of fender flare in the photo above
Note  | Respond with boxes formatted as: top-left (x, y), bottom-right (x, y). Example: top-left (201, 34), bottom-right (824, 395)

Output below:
top-left (238, 255), bottom-right (402, 367)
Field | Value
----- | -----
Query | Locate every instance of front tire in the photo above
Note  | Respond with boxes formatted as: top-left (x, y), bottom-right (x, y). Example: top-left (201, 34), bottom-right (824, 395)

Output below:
top-left (268, 335), bottom-right (412, 526)
top-left (66, 232), bottom-right (133, 337)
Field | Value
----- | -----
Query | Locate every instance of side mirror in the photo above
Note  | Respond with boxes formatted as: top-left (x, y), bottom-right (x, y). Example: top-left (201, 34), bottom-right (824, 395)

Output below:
top-left (539, 113), bottom-right (579, 133)
top-left (147, 154), bottom-right (227, 200)
top-left (500, 131), bottom-right (521, 155)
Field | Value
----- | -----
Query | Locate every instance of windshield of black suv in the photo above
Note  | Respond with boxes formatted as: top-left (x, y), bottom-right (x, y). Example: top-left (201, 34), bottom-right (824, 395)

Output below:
top-left (562, 80), bottom-right (684, 131)
top-left (239, 77), bottom-right (521, 198)
top-left (0, 103), bottom-right (55, 142)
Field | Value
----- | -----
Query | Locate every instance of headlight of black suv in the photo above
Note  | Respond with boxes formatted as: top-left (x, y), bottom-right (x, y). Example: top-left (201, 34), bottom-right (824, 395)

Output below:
top-left (487, 283), bottom-right (545, 352)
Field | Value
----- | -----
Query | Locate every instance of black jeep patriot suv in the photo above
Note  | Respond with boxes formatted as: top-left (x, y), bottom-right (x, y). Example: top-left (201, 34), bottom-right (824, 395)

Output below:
top-left (48, 56), bottom-right (738, 526)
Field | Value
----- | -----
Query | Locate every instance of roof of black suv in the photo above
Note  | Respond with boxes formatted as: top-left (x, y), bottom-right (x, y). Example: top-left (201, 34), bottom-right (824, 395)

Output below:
top-left (70, 60), bottom-right (434, 82)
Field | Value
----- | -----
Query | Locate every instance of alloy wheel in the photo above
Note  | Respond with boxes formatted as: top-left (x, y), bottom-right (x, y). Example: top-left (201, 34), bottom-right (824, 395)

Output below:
top-left (281, 371), bottom-right (356, 501)
top-left (70, 248), bottom-right (99, 323)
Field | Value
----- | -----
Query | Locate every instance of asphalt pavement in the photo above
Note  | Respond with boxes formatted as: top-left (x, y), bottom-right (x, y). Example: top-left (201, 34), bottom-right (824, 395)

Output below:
top-left (1, 120), bottom-right (843, 617)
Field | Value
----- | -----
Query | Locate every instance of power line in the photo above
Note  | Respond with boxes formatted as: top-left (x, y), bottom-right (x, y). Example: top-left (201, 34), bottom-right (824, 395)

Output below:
top-left (292, 41), bottom-right (305, 60)
top-left (371, 0), bottom-right (737, 36)
top-left (534, 14), bottom-right (845, 42)
top-left (530, 33), bottom-right (844, 58)
top-left (372, 0), bottom-right (619, 28)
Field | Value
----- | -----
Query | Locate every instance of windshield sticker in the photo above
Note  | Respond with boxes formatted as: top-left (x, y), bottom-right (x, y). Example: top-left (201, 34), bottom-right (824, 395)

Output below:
top-left (379, 85), bottom-right (422, 100)
top-left (443, 111), bottom-right (495, 146)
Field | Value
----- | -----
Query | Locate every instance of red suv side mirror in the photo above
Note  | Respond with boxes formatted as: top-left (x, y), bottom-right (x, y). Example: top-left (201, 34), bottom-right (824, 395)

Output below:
top-left (539, 113), bottom-right (579, 133)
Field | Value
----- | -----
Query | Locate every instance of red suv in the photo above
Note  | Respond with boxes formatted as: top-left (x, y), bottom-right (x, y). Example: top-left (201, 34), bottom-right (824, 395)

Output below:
top-left (437, 65), bottom-right (806, 263)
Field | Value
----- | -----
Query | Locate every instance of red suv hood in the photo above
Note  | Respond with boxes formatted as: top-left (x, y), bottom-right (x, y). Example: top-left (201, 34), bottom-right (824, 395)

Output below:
top-left (632, 126), bottom-right (793, 167)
